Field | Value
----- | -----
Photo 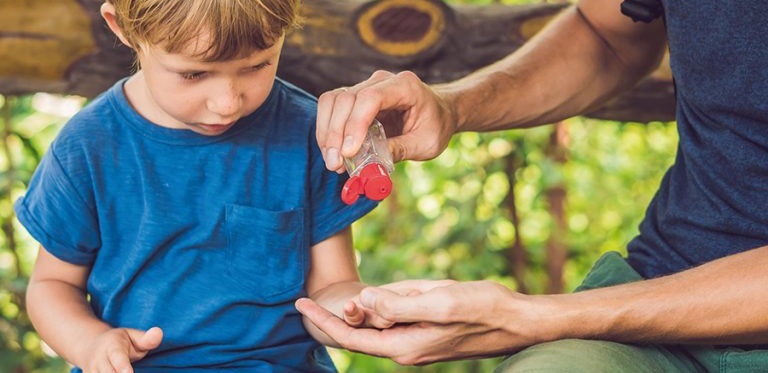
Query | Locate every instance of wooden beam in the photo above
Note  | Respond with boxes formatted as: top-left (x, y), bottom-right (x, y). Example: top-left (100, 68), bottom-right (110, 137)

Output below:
top-left (0, 0), bottom-right (675, 122)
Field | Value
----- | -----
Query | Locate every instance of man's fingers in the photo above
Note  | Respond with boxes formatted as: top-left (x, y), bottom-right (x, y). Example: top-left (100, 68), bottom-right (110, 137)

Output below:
top-left (316, 71), bottom-right (396, 170)
top-left (369, 280), bottom-right (460, 322)
top-left (318, 88), bottom-right (354, 170)
top-left (333, 70), bottom-right (420, 159)
top-left (379, 279), bottom-right (457, 294)
top-left (358, 287), bottom-right (437, 323)
top-left (295, 297), bottom-right (348, 344)
top-left (316, 88), bottom-right (342, 164)
top-left (364, 310), bottom-right (396, 329)
top-left (339, 90), bottom-right (386, 158)
top-left (317, 69), bottom-right (444, 168)
top-left (327, 89), bottom-right (357, 150)
top-left (295, 298), bottom-right (394, 355)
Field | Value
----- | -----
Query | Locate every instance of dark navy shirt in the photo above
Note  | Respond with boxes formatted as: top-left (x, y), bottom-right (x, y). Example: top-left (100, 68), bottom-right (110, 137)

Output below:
top-left (15, 78), bottom-right (377, 372)
top-left (626, 1), bottom-right (768, 278)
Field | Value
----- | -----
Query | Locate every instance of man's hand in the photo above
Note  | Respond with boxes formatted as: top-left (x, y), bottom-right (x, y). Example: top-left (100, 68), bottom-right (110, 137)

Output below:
top-left (82, 326), bottom-right (163, 373)
top-left (316, 70), bottom-right (458, 172)
top-left (296, 280), bottom-right (546, 365)
top-left (343, 279), bottom-right (459, 329)
top-left (342, 298), bottom-right (395, 329)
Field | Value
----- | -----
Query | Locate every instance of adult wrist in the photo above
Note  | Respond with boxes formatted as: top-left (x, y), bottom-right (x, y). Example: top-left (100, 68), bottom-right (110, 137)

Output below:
top-left (507, 292), bottom-right (605, 345)
top-left (432, 84), bottom-right (466, 134)
top-left (486, 285), bottom-right (559, 347)
top-left (542, 291), bottom-right (629, 343)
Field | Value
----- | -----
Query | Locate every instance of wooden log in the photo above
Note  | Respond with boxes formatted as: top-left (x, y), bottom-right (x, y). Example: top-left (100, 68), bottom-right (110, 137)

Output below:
top-left (0, 0), bottom-right (675, 122)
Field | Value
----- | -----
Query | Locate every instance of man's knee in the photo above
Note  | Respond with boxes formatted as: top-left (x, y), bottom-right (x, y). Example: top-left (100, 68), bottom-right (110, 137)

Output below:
top-left (494, 339), bottom-right (665, 373)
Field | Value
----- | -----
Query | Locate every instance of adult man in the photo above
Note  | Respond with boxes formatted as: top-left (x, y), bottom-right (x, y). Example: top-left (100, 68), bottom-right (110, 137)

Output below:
top-left (297, 0), bottom-right (768, 371)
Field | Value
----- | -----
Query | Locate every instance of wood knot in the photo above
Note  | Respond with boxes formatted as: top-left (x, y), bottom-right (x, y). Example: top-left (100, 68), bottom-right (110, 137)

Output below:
top-left (356, 0), bottom-right (448, 57)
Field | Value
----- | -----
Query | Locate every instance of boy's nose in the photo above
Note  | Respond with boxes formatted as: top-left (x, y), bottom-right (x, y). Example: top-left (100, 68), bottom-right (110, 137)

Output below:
top-left (208, 84), bottom-right (242, 117)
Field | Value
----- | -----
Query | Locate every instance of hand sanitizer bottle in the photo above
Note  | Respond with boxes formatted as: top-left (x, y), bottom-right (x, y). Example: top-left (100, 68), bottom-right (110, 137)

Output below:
top-left (341, 120), bottom-right (394, 205)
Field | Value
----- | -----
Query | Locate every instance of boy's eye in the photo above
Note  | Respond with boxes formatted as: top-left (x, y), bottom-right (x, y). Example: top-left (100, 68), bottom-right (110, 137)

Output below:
top-left (249, 62), bottom-right (271, 71)
top-left (180, 71), bottom-right (206, 81)
top-left (177, 62), bottom-right (270, 80)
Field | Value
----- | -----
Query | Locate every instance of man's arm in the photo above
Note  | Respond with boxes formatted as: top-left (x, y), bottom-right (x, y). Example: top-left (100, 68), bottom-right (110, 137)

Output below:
top-left (297, 245), bottom-right (768, 364)
top-left (316, 0), bottom-right (666, 170)
top-left (440, 0), bottom-right (666, 133)
top-left (549, 245), bottom-right (768, 345)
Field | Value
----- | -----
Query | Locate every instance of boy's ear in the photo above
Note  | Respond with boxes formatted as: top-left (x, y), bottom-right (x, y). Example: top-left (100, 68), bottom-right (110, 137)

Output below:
top-left (100, 2), bottom-right (132, 48)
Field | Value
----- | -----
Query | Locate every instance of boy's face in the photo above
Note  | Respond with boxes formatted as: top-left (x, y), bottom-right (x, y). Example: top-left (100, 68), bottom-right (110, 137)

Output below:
top-left (129, 37), bottom-right (284, 136)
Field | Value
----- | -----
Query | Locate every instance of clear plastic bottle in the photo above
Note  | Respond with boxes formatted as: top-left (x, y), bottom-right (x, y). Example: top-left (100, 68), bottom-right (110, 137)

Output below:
top-left (341, 120), bottom-right (394, 205)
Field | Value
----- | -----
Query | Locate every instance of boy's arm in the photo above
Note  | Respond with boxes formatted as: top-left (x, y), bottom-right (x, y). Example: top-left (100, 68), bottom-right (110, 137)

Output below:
top-left (26, 247), bottom-right (162, 370)
top-left (26, 246), bottom-right (112, 366)
top-left (302, 227), bottom-right (367, 347)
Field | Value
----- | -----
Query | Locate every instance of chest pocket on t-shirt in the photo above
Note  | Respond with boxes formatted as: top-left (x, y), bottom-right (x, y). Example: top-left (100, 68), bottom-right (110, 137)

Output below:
top-left (225, 204), bottom-right (307, 304)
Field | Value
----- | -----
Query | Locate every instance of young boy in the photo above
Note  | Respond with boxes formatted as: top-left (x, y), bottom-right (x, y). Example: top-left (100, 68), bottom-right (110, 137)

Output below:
top-left (17, 1), bottom-right (379, 371)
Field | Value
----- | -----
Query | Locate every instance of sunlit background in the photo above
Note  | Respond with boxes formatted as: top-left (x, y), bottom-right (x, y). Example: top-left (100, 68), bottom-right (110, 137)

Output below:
top-left (0, 0), bottom-right (678, 372)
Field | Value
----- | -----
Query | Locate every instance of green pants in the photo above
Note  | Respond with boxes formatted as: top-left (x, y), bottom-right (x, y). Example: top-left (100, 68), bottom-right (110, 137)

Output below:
top-left (495, 252), bottom-right (768, 373)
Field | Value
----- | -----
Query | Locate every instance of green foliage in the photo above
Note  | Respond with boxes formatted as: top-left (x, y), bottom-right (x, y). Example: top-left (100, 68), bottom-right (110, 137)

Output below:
top-left (1, 94), bottom-right (79, 372)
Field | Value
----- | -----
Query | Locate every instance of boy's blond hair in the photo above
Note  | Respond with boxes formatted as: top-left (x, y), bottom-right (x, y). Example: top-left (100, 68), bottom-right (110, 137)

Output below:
top-left (108, 0), bottom-right (301, 61)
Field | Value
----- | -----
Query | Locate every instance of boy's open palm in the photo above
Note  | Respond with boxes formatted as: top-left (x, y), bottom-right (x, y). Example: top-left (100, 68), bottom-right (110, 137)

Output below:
top-left (84, 326), bottom-right (163, 373)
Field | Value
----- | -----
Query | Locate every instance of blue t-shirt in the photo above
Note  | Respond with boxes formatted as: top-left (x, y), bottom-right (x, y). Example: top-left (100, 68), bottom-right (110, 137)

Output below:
top-left (626, 1), bottom-right (768, 278)
top-left (15, 77), bottom-right (378, 372)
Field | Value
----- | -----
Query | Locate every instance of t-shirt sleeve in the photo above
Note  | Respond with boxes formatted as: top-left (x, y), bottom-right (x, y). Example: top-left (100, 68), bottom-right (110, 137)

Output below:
top-left (308, 134), bottom-right (379, 245)
top-left (14, 143), bottom-right (100, 265)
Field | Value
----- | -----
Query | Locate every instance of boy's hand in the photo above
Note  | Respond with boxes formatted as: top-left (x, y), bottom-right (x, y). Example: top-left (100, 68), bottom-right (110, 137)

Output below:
top-left (83, 326), bottom-right (163, 373)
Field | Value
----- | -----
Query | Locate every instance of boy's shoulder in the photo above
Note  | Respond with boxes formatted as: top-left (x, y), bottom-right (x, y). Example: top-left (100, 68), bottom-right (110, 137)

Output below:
top-left (255, 78), bottom-right (320, 139)
top-left (52, 80), bottom-right (124, 150)
top-left (273, 78), bottom-right (318, 114)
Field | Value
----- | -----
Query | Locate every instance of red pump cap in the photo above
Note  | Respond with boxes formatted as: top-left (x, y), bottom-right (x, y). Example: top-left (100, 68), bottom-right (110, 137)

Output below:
top-left (360, 163), bottom-right (392, 201)
top-left (341, 176), bottom-right (363, 205)
top-left (341, 163), bottom-right (392, 205)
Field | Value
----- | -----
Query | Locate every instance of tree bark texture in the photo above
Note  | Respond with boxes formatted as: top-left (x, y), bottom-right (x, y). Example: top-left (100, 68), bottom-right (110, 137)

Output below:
top-left (0, 0), bottom-right (675, 122)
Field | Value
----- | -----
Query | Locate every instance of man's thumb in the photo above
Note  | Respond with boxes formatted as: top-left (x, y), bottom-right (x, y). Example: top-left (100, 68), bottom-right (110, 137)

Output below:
top-left (388, 134), bottom-right (443, 163)
top-left (360, 287), bottom-right (438, 323)
top-left (359, 287), bottom-right (409, 321)
top-left (387, 137), bottom-right (410, 163)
